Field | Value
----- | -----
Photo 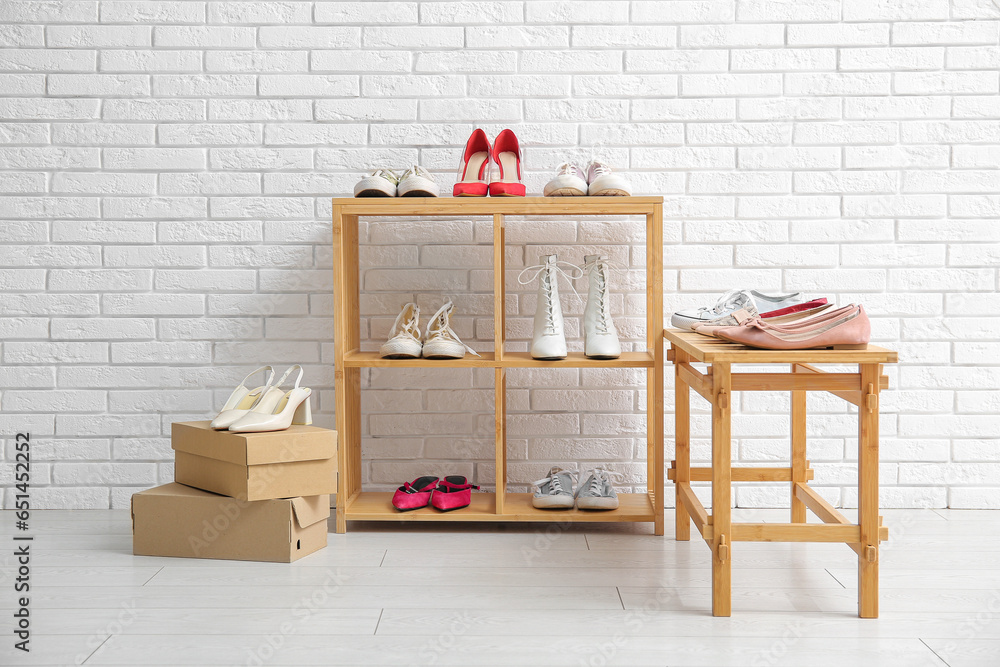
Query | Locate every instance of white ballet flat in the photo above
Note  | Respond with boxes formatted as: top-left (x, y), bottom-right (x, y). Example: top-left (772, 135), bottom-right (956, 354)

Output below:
top-left (228, 364), bottom-right (313, 433)
top-left (210, 366), bottom-right (276, 430)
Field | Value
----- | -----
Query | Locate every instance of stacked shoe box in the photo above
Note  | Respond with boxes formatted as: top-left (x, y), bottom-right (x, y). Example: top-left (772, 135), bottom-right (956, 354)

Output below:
top-left (131, 421), bottom-right (337, 563)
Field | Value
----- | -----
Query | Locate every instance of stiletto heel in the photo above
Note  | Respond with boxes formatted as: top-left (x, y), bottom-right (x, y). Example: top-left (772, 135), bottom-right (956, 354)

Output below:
top-left (210, 366), bottom-right (276, 430)
top-left (489, 128), bottom-right (525, 197)
top-left (453, 129), bottom-right (491, 197)
top-left (228, 365), bottom-right (313, 433)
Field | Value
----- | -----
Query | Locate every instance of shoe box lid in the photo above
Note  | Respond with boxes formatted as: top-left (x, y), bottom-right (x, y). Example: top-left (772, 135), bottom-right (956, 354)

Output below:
top-left (171, 421), bottom-right (336, 465)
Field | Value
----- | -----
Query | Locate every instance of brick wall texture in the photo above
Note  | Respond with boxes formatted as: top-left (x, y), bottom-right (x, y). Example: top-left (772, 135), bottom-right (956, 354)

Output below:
top-left (1, 0), bottom-right (999, 509)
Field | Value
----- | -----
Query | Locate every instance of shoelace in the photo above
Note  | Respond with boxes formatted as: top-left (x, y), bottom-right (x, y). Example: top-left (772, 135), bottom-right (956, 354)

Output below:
top-left (370, 168), bottom-right (400, 184)
top-left (388, 304), bottom-right (420, 342)
top-left (533, 467), bottom-right (575, 495)
top-left (698, 289), bottom-right (753, 317)
top-left (517, 260), bottom-right (583, 335)
top-left (424, 301), bottom-right (481, 357)
top-left (587, 160), bottom-right (612, 179)
top-left (555, 162), bottom-right (585, 179)
top-left (401, 165), bottom-right (433, 181)
top-left (582, 468), bottom-right (625, 496)
top-left (580, 257), bottom-right (624, 335)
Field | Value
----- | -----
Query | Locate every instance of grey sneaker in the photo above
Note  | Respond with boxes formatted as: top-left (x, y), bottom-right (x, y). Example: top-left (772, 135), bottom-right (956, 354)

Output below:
top-left (575, 468), bottom-right (621, 510)
top-left (532, 467), bottom-right (575, 509)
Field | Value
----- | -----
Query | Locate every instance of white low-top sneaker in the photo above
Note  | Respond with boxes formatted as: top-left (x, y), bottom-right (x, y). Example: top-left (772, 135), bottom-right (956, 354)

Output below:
top-left (354, 168), bottom-right (399, 197)
top-left (397, 165), bottom-right (440, 197)
top-left (671, 290), bottom-right (759, 330)
top-left (422, 301), bottom-right (480, 359)
top-left (380, 303), bottom-right (422, 359)
top-left (544, 163), bottom-right (588, 196)
top-left (586, 161), bottom-right (632, 196)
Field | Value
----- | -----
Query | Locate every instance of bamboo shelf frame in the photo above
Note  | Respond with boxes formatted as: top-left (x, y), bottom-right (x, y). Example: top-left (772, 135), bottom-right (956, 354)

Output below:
top-left (664, 328), bottom-right (899, 619)
top-left (332, 197), bottom-right (665, 534)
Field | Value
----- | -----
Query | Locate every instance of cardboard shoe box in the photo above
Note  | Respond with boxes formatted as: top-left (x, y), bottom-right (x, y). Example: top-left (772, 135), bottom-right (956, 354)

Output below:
top-left (172, 421), bottom-right (337, 501)
top-left (132, 483), bottom-right (329, 563)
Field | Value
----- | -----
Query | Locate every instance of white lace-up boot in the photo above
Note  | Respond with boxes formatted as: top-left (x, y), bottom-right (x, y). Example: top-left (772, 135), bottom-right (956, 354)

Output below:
top-left (518, 255), bottom-right (582, 360)
top-left (581, 255), bottom-right (621, 359)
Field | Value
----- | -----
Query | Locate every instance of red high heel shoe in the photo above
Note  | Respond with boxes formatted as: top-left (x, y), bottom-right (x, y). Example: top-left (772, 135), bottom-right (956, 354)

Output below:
top-left (430, 476), bottom-right (479, 512)
top-left (391, 475), bottom-right (439, 511)
top-left (453, 129), bottom-right (491, 197)
top-left (489, 128), bottom-right (525, 197)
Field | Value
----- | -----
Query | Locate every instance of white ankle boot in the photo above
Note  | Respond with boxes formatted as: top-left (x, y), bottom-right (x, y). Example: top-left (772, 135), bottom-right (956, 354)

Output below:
top-left (581, 255), bottom-right (621, 359)
top-left (518, 255), bottom-right (582, 360)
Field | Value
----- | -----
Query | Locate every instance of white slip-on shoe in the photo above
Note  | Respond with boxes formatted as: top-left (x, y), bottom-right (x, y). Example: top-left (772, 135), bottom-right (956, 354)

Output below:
top-left (228, 364), bottom-right (312, 433)
top-left (380, 303), bottom-right (422, 359)
top-left (544, 162), bottom-right (588, 196)
top-left (581, 255), bottom-right (622, 359)
top-left (670, 290), bottom-right (759, 331)
top-left (575, 467), bottom-right (623, 510)
top-left (532, 467), bottom-right (576, 509)
top-left (518, 255), bottom-right (583, 360)
top-left (586, 161), bottom-right (632, 196)
top-left (397, 165), bottom-right (440, 197)
top-left (210, 366), bottom-right (276, 430)
top-left (421, 301), bottom-right (481, 360)
top-left (354, 168), bottom-right (399, 197)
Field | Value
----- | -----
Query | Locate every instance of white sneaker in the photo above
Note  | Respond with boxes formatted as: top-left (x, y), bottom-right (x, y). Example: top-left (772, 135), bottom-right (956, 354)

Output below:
top-left (586, 161), bottom-right (631, 196)
top-left (670, 290), bottom-right (759, 330)
top-left (422, 301), bottom-right (480, 359)
top-left (380, 303), bottom-right (422, 359)
top-left (575, 467), bottom-right (622, 510)
top-left (543, 163), bottom-right (588, 197)
top-left (354, 168), bottom-right (399, 197)
top-left (532, 467), bottom-right (576, 509)
top-left (397, 165), bottom-right (440, 197)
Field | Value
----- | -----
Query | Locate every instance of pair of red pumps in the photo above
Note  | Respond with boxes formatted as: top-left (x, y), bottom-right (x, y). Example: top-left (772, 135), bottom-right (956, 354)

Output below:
top-left (454, 128), bottom-right (525, 198)
top-left (391, 475), bottom-right (480, 512)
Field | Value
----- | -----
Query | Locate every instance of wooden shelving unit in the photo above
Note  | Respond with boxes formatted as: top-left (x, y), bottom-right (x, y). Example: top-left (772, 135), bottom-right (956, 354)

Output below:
top-left (332, 196), bottom-right (664, 534)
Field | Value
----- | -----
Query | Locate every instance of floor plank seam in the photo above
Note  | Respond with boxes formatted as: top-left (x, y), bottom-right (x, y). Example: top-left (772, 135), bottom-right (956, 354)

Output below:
top-left (373, 608), bottom-right (384, 635)
top-left (80, 634), bottom-right (111, 665)
top-left (919, 637), bottom-right (953, 666)
top-left (824, 568), bottom-right (848, 589)
top-left (615, 586), bottom-right (626, 611)
top-left (141, 566), bottom-right (164, 586)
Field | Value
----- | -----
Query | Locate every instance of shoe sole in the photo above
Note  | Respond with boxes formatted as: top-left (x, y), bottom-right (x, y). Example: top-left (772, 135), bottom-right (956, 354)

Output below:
top-left (355, 189), bottom-right (393, 197)
top-left (422, 354), bottom-right (465, 359)
top-left (545, 187), bottom-right (586, 197)
top-left (585, 354), bottom-right (620, 360)
top-left (589, 189), bottom-right (630, 196)
top-left (393, 505), bottom-right (430, 512)
top-left (531, 356), bottom-right (567, 361)
top-left (399, 190), bottom-right (437, 197)
top-left (381, 353), bottom-right (420, 359)
top-left (576, 499), bottom-right (619, 510)
top-left (532, 497), bottom-right (575, 509)
top-left (432, 503), bottom-right (471, 512)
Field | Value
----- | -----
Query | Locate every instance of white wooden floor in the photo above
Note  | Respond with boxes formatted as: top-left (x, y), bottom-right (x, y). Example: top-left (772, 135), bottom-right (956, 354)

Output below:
top-left (1, 508), bottom-right (998, 666)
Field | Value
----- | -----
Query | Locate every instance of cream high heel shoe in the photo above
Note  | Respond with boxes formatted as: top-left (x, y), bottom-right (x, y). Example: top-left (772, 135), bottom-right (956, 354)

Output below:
top-left (228, 365), bottom-right (312, 433)
top-left (210, 366), bottom-right (276, 430)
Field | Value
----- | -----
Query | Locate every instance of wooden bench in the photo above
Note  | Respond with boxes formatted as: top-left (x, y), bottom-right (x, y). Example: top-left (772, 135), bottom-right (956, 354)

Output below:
top-left (664, 328), bottom-right (898, 618)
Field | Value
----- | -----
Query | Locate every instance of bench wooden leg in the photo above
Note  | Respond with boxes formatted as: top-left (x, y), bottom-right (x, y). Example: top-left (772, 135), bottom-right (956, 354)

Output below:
top-left (791, 363), bottom-right (808, 523)
top-left (712, 362), bottom-right (732, 617)
top-left (858, 362), bottom-right (880, 618)
top-left (674, 348), bottom-right (691, 541)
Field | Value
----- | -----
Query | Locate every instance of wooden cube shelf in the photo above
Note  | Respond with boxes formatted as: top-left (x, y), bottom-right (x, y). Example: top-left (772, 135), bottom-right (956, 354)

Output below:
top-left (332, 197), bottom-right (664, 534)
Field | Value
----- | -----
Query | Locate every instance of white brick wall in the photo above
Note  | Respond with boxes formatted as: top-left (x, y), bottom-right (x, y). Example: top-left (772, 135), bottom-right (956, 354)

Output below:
top-left (1, 0), bottom-right (998, 509)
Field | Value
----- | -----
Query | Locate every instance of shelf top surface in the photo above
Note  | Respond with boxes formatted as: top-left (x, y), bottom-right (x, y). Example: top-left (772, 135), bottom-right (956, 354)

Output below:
top-left (663, 328), bottom-right (899, 364)
top-left (331, 196), bottom-right (663, 216)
